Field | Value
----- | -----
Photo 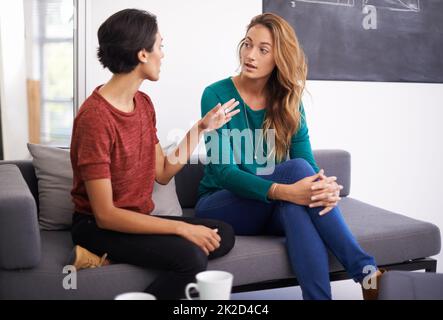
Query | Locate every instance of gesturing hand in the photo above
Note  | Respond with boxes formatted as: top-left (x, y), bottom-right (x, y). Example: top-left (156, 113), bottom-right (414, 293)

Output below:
top-left (199, 98), bottom-right (240, 133)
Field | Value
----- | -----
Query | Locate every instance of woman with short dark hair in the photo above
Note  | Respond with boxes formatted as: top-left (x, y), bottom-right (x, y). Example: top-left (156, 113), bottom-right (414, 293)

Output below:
top-left (69, 9), bottom-right (239, 300)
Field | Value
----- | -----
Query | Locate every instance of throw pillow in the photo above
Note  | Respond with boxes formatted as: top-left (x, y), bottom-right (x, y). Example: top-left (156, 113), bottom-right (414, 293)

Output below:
top-left (27, 143), bottom-right (73, 230)
top-left (151, 143), bottom-right (183, 216)
top-left (27, 143), bottom-right (182, 230)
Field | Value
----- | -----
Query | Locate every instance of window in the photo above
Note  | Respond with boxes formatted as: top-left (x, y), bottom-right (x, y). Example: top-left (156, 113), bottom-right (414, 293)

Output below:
top-left (24, 0), bottom-right (74, 146)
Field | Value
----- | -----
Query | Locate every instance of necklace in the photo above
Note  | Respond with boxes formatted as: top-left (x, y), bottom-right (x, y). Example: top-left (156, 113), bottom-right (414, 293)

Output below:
top-left (243, 105), bottom-right (264, 161)
top-left (243, 104), bottom-right (277, 163)
top-left (234, 77), bottom-right (274, 162)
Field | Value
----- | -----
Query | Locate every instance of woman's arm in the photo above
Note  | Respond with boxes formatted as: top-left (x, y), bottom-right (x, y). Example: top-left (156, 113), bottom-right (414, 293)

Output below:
top-left (268, 175), bottom-right (342, 216)
top-left (200, 88), bottom-right (340, 210)
top-left (201, 87), bottom-right (276, 202)
top-left (155, 99), bottom-right (240, 185)
top-left (85, 179), bottom-right (221, 255)
top-left (73, 106), bottom-right (221, 254)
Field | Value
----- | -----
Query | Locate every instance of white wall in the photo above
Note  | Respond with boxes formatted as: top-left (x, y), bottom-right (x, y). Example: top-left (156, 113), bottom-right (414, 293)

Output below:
top-left (83, 0), bottom-right (262, 145)
top-left (304, 80), bottom-right (443, 276)
top-left (0, 1), bottom-right (30, 160)
top-left (82, 0), bottom-right (443, 284)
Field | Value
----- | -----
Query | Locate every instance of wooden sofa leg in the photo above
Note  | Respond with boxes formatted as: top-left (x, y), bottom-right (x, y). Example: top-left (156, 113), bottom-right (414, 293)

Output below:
top-left (425, 259), bottom-right (437, 273)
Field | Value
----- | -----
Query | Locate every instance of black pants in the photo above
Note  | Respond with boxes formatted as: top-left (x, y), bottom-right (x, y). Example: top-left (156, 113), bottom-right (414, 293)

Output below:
top-left (71, 212), bottom-right (235, 300)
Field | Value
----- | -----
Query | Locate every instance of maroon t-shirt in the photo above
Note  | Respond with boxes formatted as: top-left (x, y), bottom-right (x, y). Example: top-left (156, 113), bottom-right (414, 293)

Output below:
top-left (70, 86), bottom-right (159, 215)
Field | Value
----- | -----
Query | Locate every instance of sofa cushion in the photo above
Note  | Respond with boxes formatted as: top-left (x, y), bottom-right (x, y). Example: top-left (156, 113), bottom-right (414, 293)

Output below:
top-left (150, 143), bottom-right (183, 217)
top-left (379, 271), bottom-right (443, 300)
top-left (314, 149), bottom-right (351, 197)
top-left (27, 144), bottom-right (74, 230)
top-left (150, 177), bottom-right (182, 216)
top-left (175, 149), bottom-right (352, 208)
top-left (175, 157), bottom-right (205, 208)
top-left (339, 197), bottom-right (441, 266)
top-left (181, 199), bottom-right (441, 287)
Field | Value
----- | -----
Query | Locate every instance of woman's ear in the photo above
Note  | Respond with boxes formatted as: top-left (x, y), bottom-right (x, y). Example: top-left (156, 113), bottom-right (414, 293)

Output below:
top-left (137, 49), bottom-right (149, 64)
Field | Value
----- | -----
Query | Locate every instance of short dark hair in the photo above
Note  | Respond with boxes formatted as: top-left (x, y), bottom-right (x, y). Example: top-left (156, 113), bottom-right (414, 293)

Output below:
top-left (97, 9), bottom-right (158, 74)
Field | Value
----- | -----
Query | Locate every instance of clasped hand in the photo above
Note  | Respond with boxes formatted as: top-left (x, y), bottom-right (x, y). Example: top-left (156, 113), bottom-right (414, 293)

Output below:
top-left (309, 169), bottom-right (343, 216)
top-left (285, 169), bottom-right (343, 216)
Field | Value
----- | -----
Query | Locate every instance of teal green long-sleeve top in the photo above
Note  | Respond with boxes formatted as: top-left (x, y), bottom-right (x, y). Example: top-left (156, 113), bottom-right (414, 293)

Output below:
top-left (198, 77), bottom-right (319, 203)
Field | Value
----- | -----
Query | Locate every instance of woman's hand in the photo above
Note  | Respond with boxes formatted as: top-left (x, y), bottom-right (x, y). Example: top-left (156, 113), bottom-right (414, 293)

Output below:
top-left (274, 171), bottom-right (325, 206)
top-left (199, 98), bottom-right (240, 133)
top-left (176, 223), bottom-right (221, 256)
top-left (272, 169), bottom-right (343, 216)
top-left (309, 172), bottom-right (343, 216)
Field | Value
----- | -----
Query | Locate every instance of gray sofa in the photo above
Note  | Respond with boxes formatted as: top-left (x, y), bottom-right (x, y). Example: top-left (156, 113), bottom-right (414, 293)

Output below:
top-left (0, 149), bottom-right (441, 299)
top-left (379, 271), bottom-right (443, 300)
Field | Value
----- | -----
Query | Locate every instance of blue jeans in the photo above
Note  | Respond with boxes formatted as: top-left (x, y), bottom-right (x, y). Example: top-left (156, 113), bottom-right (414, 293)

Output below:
top-left (195, 158), bottom-right (377, 300)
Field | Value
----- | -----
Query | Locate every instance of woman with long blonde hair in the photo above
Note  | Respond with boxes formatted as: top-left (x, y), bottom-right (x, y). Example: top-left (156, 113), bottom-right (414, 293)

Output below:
top-left (195, 13), bottom-right (384, 300)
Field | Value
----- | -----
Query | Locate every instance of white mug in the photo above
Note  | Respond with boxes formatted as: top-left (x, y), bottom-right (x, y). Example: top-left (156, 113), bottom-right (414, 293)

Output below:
top-left (114, 292), bottom-right (157, 300)
top-left (185, 270), bottom-right (233, 300)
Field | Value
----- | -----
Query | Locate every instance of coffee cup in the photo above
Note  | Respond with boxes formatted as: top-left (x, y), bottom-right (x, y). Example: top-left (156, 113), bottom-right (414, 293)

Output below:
top-left (115, 292), bottom-right (157, 300)
top-left (185, 270), bottom-right (233, 300)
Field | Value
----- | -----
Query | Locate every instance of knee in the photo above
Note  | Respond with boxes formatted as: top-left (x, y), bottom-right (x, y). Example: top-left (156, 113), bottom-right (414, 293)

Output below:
top-left (177, 244), bottom-right (208, 274)
top-left (285, 158), bottom-right (316, 181)
top-left (288, 158), bottom-right (316, 174)
top-left (213, 221), bottom-right (236, 255)
top-left (277, 203), bottom-right (312, 227)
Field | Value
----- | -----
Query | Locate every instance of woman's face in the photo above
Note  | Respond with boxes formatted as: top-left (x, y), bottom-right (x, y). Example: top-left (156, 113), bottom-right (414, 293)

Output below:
top-left (240, 24), bottom-right (276, 80)
top-left (140, 31), bottom-right (164, 81)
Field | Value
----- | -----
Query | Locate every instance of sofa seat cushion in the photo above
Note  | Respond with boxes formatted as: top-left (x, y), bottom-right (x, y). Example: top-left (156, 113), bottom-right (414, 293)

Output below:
top-left (193, 197), bottom-right (441, 287)
top-left (339, 197), bottom-right (441, 266)
top-left (378, 271), bottom-right (443, 300)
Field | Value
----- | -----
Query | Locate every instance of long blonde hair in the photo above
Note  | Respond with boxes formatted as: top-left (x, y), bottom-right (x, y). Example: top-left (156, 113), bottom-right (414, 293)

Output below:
top-left (238, 13), bottom-right (307, 163)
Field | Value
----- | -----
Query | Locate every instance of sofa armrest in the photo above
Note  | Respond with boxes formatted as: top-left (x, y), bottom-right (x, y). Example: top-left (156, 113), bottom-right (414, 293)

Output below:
top-left (0, 164), bottom-right (41, 269)
top-left (313, 149), bottom-right (351, 197)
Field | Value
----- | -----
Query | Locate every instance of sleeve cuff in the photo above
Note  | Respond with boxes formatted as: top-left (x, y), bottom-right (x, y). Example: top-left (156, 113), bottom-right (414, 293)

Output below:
top-left (79, 163), bottom-right (111, 181)
top-left (257, 179), bottom-right (274, 203)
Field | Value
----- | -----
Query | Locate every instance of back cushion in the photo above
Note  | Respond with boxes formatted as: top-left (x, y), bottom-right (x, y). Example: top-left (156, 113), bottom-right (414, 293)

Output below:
top-left (27, 144), bottom-right (73, 230)
top-left (175, 161), bottom-right (205, 208)
top-left (175, 149), bottom-right (352, 208)
top-left (27, 143), bottom-right (182, 230)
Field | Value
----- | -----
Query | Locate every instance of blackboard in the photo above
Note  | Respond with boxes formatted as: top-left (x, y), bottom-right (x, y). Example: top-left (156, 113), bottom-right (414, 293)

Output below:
top-left (263, 0), bottom-right (443, 83)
